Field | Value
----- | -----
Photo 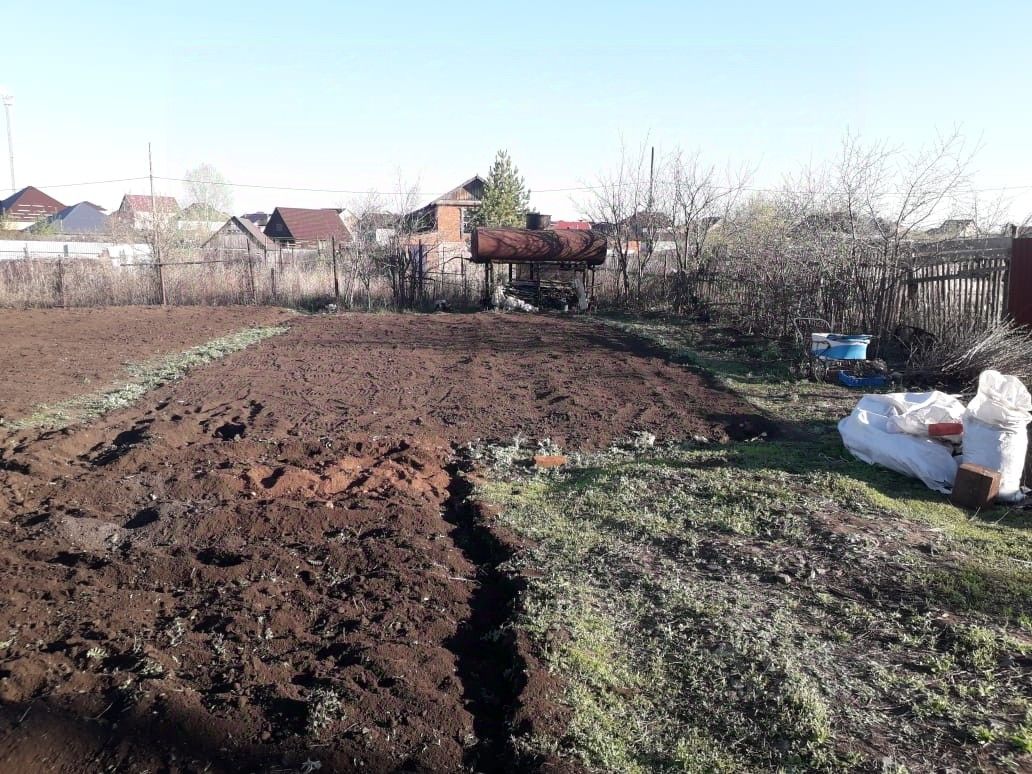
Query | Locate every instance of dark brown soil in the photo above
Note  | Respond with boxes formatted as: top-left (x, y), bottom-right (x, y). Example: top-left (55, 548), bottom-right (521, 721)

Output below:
top-left (0, 312), bottom-right (760, 772)
top-left (0, 306), bottom-right (295, 423)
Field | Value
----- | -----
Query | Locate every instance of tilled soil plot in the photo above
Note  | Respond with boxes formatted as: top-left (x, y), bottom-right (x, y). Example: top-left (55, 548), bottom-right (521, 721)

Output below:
top-left (0, 313), bottom-right (765, 772)
top-left (0, 305), bottom-right (294, 422)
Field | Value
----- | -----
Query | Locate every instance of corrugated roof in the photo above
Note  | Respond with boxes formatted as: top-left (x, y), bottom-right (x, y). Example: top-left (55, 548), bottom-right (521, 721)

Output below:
top-left (233, 216), bottom-right (277, 249)
top-left (0, 186), bottom-right (65, 220)
top-left (267, 207), bottom-right (350, 243)
top-left (33, 202), bottom-right (109, 234)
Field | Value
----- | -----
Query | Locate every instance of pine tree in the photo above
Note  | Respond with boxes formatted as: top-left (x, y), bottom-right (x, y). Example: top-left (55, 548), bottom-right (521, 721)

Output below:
top-left (473, 150), bottom-right (530, 228)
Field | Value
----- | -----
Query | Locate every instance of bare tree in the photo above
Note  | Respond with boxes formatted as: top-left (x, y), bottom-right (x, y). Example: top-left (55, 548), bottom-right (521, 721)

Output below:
top-left (662, 149), bottom-right (750, 311)
top-left (343, 191), bottom-right (389, 309)
top-left (366, 176), bottom-right (426, 310)
top-left (581, 138), bottom-right (653, 300)
top-left (967, 190), bottom-right (1014, 236)
top-left (183, 163), bottom-right (233, 216)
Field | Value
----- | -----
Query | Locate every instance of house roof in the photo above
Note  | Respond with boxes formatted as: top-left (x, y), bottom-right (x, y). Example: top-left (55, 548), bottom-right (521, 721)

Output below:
top-left (242, 211), bottom-right (270, 227)
top-left (0, 186), bottom-right (65, 220)
top-left (119, 194), bottom-right (180, 214)
top-left (926, 218), bottom-right (976, 237)
top-left (267, 207), bottom-right (350, 243)
top-left (405, 175), bottom-right (485, 231)
top-left (551, 220), bottom-right (592, 230)
top-left (431, 175), bottom-right (485, 206)
top-left (234, 215), bottom-right (277, 249)
top-left (204, 216), bottom-right (279, 250)
top-left (32, 202), bottom-right (109, 234)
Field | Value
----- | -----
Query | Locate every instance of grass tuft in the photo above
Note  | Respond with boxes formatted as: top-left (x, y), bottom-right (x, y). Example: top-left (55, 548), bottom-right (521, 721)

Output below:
top-left (9, 325), bottom-right (287, 430)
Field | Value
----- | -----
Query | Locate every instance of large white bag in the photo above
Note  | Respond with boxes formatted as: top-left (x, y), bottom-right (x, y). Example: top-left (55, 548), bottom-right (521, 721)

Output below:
top-left (839, 393), bottom-right (961, 493)
top-left (962, 370), bottom-right (1032, 502)
top-left (881, 390), bottom-right (965, 436)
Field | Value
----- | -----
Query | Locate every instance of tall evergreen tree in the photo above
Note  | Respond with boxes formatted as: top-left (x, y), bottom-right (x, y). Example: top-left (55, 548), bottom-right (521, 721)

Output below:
top-left (474, 150), bottom-right (530, 227)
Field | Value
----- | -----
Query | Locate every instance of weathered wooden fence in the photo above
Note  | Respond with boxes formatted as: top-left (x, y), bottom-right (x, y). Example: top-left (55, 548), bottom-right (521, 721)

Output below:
top-left (683, 236), bottom-right (1015, 341)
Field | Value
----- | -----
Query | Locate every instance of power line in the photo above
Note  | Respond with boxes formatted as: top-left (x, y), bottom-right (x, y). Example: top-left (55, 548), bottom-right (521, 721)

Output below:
top-left (32, 176), bottom-right (148, 189)
top-left (155, 175), bottom-right (1032, 198)
top-left (155, 175), bottom-right (605, 196)
top-left (17, 173), bottom-right (1032, 201)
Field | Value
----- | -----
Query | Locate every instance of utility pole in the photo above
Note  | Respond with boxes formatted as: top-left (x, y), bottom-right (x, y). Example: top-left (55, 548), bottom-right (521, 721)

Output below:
top-left (0, 89), bottom-right (15, 195)
top-left (647, 145), bottom-right (655, 212)
top-left (149, 142), bottom-right (167, 305)
top-left (646, 145), bottom-right (656, 262)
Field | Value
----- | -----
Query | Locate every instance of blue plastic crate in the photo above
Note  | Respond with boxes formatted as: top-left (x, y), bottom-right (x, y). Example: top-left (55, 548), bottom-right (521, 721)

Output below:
top-left (837, 371), bottom-right (888, 389)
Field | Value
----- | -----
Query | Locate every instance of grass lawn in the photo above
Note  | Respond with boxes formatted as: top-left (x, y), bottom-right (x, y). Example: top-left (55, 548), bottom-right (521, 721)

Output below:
top-left (472, 317), bottom-right (1032, 773)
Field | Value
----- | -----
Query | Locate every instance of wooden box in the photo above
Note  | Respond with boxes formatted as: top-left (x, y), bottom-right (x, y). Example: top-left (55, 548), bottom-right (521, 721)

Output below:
top-left (950, 463), bottom-right (1001, 510)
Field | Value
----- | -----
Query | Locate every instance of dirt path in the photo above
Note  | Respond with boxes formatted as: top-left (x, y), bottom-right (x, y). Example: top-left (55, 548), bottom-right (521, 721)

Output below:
top-left (0, 306), bottom-right (294, 423)
top-left (0, 312), bottom-right (762, 772)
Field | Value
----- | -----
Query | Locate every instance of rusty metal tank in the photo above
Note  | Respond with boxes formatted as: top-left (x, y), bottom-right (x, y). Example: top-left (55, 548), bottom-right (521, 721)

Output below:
top-left (470, 227), bottom-right (606, 265)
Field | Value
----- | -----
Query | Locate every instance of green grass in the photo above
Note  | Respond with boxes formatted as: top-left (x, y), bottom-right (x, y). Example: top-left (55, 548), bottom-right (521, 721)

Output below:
top-left (474, 317), bottom-right (1032, 773)
top-left (8, 325), bottom-right (288, 430)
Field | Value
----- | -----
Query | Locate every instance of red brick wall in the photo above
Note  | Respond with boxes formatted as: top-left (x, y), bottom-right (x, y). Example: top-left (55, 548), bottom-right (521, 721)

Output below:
top-left (434, 204), bottom-right (464, 242)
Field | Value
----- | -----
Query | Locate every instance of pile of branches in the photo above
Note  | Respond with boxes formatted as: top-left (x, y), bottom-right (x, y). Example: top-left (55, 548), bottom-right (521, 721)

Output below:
top-left (907, 319), bottom-right (1032, 391)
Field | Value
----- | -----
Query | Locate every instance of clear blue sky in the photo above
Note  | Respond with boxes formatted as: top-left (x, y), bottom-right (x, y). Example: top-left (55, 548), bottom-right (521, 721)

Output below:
top-left (3, 0), bottom-right (1030, 219)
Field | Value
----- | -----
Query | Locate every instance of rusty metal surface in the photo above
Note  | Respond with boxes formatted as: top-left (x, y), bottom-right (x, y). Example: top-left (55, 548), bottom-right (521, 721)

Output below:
top-left (470, 227), bottom-right (607, 265)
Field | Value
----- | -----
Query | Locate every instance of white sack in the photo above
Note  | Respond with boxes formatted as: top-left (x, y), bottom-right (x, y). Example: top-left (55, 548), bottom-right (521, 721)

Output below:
top-left (492, 284), bottom-right (538, 313)
top-left (879, 391), bottom-right (965, 436)
top-left (839, 392), bottom-right (960, 493)
top-left (962, 370), bottom-right (1032, 502)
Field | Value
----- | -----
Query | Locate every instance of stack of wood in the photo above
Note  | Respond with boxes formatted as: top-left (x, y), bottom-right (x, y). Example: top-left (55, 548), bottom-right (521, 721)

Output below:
top-left (505, 279), bottom-right (577, 308)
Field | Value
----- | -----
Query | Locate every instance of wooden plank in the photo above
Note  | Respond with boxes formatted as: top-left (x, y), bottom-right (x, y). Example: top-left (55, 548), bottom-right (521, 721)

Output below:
top-left (905, 266), bottom-right (1007, 284)
top-left (912, 236), bottom-right (1012, 253)
top-left (910, 250), bottom-right (1010, 267)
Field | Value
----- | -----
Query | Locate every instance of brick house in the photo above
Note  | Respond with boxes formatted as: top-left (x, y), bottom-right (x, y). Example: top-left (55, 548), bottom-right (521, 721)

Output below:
top-left (404, 175), bottom-right (485, 271)
top-left (113, 194), bottom-right (181, 231)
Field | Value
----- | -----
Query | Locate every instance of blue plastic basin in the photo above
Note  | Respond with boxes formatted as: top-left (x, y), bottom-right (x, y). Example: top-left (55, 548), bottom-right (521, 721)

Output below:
top-left (818, 334), bottom-right (871, 360)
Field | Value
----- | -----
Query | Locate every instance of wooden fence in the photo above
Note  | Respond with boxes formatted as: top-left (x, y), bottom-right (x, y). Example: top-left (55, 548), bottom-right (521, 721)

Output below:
top-left (682, 236), bottom-right (1015, 341)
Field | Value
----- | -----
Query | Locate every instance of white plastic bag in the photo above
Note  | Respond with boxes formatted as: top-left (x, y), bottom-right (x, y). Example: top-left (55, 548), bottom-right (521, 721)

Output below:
top-left (962, 370), bottom-right (1031, 502)
top-left (873, 391), bottom-right (966, 436)
top-left (839, 393), bottom-right (960, 493)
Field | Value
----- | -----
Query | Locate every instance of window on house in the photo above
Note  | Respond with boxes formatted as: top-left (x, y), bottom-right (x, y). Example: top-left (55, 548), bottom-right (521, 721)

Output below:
top-left (461, 207), bottom-right (477, 234)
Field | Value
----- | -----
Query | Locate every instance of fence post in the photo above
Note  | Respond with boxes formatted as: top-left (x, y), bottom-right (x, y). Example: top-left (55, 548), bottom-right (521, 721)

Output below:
top-left (246, 242), bottom-right (257, 305)
top-left (331, 236), bottom-right (341, 303)
top-left (417, 240), bottom-right (425, 308)
top-left (270, 267), bottom-right (277, 302)
top-left (56, 257), bottom-right (65, 308)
